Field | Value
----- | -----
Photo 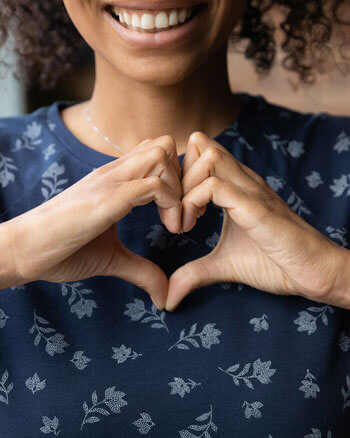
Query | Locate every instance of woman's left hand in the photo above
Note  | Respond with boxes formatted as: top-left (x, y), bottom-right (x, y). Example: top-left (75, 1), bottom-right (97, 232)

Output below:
top-left (165, 132), bottom-right (349, 311)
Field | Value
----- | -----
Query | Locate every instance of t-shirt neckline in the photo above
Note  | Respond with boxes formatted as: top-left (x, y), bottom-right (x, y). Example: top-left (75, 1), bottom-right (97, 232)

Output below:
top-left (47, 92), bottom-right (253, 168)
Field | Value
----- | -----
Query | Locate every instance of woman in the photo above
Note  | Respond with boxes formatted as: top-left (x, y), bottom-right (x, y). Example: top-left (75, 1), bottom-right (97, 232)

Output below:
top-left (0, 0), bottom-right (349, 436)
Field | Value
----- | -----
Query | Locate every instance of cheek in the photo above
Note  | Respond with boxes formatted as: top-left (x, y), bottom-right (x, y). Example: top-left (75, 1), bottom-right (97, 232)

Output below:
top-left (207, 0), bottom-right (246, 49)
top-left (62, 0), bottom-right (104, 49)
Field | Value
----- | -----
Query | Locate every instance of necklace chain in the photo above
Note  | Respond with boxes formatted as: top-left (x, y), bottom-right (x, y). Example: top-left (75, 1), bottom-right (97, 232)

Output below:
top-left (84, 104), bottom-right (126, 154)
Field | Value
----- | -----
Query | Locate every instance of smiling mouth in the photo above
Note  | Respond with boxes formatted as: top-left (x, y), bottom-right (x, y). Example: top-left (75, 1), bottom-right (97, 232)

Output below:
top-left (104, 3), bottom-right (207, 33)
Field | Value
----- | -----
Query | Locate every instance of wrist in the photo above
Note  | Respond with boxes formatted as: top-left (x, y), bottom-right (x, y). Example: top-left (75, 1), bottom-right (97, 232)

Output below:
top-left (325, 245), bottom-right (350, 310)
top-left (0, 220), bottom-right (28, 289)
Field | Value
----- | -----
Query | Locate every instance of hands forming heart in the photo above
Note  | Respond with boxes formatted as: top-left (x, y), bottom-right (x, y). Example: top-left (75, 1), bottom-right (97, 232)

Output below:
top-left (155, 131), bottom-right (349, 312)
top-left (22, 129), bottom-right (346, 313)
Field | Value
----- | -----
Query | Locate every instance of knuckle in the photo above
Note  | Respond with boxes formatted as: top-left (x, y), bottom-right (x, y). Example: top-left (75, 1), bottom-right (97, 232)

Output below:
top-left (189, 131), bottom-right (206, 144)
top-left (204, 146), bottom-right (221, 164)
top-left (158, 134), bottom-right (176, 149)
top-left (147, 175), bottom-right (162, 189)
top-left (241, 188), bottom-right (275, 220)
top-left (207, 175), bottom-right (220, 189)
top-left (151, 146), bottom-right (168, 162)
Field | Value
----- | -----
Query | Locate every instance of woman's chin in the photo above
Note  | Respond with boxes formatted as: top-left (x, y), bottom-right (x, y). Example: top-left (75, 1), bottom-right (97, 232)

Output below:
top-left (114, 58), bottom-right (200, 86)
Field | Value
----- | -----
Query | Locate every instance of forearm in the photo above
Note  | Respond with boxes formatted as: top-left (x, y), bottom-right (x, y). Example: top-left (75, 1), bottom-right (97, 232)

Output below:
top-left (0, 221), bottom-right (25, 290)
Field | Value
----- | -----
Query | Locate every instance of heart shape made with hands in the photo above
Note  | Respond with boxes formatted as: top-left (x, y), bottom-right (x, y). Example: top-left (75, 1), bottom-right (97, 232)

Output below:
top-left (163, 131), bottom-right (248, 312)
top-left (116, 131), bottom-right (338, 314)
top-left (121, 131), bottom-right (265, 312)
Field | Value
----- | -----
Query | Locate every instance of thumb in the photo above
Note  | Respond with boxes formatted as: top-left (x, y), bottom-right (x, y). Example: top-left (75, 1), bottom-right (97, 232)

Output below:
top-left (108, 242), bottom-right (169, 310)
top-left (165, 254), bottom-right (223, 312)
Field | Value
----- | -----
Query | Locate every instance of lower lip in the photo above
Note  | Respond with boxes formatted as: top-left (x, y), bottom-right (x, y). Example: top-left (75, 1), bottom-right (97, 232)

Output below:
top-left (103, 7), bottom-right (207, 49)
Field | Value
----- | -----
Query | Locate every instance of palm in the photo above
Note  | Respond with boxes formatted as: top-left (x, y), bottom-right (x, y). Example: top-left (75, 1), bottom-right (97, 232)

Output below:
top-left (210, 210), bottom-right (291, 295)
top-left (42, 225), bottom-right (123, 283)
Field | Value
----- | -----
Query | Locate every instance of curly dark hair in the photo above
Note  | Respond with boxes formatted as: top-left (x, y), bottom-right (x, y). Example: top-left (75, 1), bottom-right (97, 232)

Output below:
top-left (0, 0), bottom-right (349, 90)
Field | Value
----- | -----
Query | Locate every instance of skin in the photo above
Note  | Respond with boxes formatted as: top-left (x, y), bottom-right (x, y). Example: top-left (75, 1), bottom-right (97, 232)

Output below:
top-left (6, 0), bottom-right (347, 312)
top-left (61, 0), bottom-right (246, 157)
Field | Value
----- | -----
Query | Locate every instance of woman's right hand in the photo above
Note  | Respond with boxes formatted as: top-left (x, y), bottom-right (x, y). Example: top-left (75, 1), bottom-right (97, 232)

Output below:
top-left (4, 135), bottom-right (186, 309)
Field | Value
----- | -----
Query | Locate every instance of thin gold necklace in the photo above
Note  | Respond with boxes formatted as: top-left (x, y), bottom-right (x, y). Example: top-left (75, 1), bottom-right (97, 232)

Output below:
top-left (84, 104), bottom-right (126, 154)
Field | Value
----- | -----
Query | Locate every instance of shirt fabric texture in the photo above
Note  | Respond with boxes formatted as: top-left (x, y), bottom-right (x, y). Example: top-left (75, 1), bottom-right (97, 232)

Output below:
top-left (0, 92), bottom-right (350, 437)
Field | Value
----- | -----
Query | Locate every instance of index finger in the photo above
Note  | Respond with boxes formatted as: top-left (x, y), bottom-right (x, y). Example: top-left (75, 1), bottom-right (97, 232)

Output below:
top-left (134, 135), bottom-right (182, 181)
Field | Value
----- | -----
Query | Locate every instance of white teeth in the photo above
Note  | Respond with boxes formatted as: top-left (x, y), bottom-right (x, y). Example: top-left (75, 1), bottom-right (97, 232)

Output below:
top-left (178, 9), bottom-right (187, 23)
top-left (131, 14), bottom-right (140, 28)
top-left (113, 6), bottom-right (197, 32)
top-left (155, 12), bottom-right (169, 28)
top-left (123, 11), bottom-right (131, 25)
top-left (141, 13), bottom-right (155, 29)
top-left (169, 10), bottom-right (179, 26)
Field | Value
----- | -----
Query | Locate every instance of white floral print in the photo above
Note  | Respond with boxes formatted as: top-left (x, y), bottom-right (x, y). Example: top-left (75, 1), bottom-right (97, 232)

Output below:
top-left (205, 231), bottom-right (220, 248)
top-left (338, 330), bottom-right (350, 352)
top-left (0, 308), bottom-right (9, 329)
top-left (325, 226), bottom-right (349, 247)
top-left (305, 171), bottom-right (324, 188)
top-left (169, 377), bottom-right (201, 398)
top-left (48, 121), bottom-right (56, 131)
top-left (304, 429), bottom-right (332, 438)
top-left (299, 369), bottom-right (320, 399)
top-left (0, 152), bottom-right (18, 188)
top-left (26, 373), bottom-right (46, 394)
top-left (111, 344), bottom-right (142, 363)
top-left (13, 121), bottom-right (42, 152)
top-left (249, 314), bottom-right (269, 332)
top-left (41, 162), bottom-right (69, 202)
top-left (242, 401), bottom-right (263, 419)
top-left (124, 298), bottom-right (169, 333)
top-left (341, 375), bottom-right (350, 412)
top-left (40, 416), bottom-right (60, 436)
top-left (80, 386), bottom-right (128, 431)
top-left (61, 282), bottom-right (97, 319)
top-left (226, 121), bottom-right (254, 151)
top-left (10, 284), bottom-right (25, 291)
top-left (70, 351), bottom-right (91, 370)
top-left (178, 405), bottom-right (217, 437)
top-left (287, 191), bottom-right (311, 216)
top-left (329, 174), bottom-right (350, 197)
top-left (218, 358), bottom-right (276, 389)
top-left (43, 144), bottom-right (56, 161)
top-left (1, 94), bottom-right (350, 437)
top-left (266, 175), bottom-right (285, 192)
top-left (168, 323), bottom-right (222, 351)
top-left (294, 305), bottom-right (334, 335)
top-left (132, 412), bottom-right (156, 435)
top-left (0, 370), bottom-right (13, 405)
top-left (29, 309), bottom-right (69, 356)
top-left (264, 133), bottom-right (305, 158)
top-left (333, 131), bottom-right (350, 153)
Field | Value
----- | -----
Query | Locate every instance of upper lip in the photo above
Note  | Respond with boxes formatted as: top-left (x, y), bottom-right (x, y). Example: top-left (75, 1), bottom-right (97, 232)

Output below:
top-left (103, 1), bottom-right (207, 10)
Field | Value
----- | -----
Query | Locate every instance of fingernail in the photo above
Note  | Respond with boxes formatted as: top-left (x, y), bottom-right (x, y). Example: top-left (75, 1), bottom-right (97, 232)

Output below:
top-left (165, 302), bottom-right (176, 312)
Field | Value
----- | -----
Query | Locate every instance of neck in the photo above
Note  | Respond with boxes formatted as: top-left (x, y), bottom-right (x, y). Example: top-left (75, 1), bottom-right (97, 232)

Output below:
top-left (63, 42), bottom-right (241, 157)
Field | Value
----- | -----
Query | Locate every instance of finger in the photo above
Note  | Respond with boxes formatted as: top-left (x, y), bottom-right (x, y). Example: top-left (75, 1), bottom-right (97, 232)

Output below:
top-left (182, 175), bottom-right (250, 232)
top-left (107, 237), bottom-right (169, 310)
top-left (182, 131), bottom-right (233, 177)
top-left (104, 145), bottom-right (183, 200)
top-left (182, 145), bottom-right (255, 197)
top-left (166, 252), bottom-right (225, 312)
top-left (123, 176), bottom-right (183, 234)
top-left (137, 138), bottom-right (152, 146)
top-left (135, 135), bottom-right (182, 181)
top-left (182, 175), bottom-right (291, 252)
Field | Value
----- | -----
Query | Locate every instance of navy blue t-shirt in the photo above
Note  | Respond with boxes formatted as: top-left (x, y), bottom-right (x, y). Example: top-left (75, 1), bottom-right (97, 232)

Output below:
top-left (0, 93), bottom-right (350, 437)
